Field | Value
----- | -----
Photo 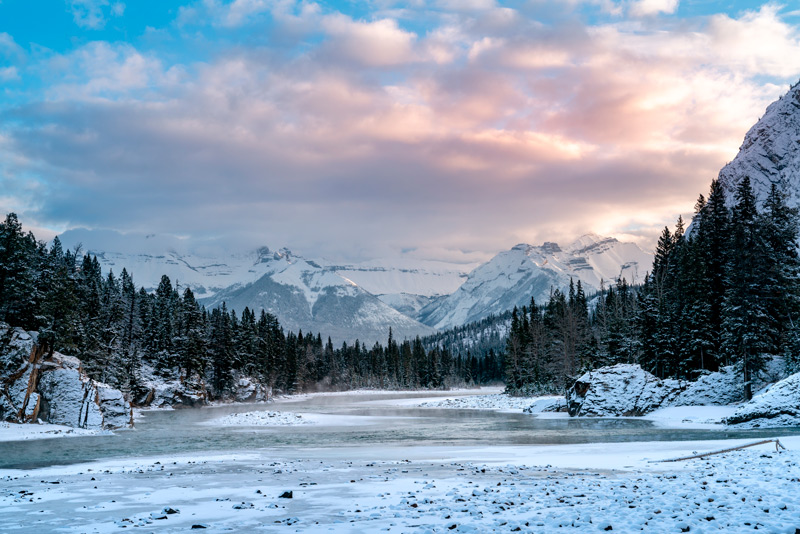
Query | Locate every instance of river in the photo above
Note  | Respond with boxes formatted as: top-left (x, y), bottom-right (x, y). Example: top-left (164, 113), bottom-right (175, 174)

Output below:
top-left (1, 389), bottom-right (797, 470)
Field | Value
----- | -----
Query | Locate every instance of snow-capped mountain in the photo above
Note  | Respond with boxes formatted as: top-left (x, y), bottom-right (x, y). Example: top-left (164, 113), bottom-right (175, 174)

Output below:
top-left (202, 252), bottom-right (437, 345)
top-left (418, 234), bottom-right (652, 330)
top-left (57, 229), bottom-right (452, 344)
top-left (58, 229), bottom-right (276, 299)
top-left (58, 229), bottom-right (650, 340)
top-left (714, 82), bottom-right (800, 207)
top-left (319, 257), bottom-right (474, 317)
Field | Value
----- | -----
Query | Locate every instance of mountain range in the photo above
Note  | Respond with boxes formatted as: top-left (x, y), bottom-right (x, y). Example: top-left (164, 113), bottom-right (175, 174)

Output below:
top-left (58, 229), bottom-right (652, 344)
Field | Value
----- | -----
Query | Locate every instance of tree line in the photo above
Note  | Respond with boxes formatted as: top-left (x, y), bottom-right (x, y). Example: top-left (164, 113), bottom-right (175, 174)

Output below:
top-left (505, 177), bottom-right (800, 399)
top-left (0, 213), bottom-right (502, 402)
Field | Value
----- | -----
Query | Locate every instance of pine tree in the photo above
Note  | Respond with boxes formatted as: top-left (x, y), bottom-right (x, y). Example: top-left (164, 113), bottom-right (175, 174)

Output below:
top-left (723, 177), bottom-right (772, 400)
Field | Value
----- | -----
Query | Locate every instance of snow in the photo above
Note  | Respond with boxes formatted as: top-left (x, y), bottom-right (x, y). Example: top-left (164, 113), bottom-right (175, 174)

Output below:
top-left (200, 411), bottom-right (313, 426)
top-left (0, 421), bottom-right (108, 441)
top-left (421, 234), bottom-right (653, 330)
top-left (642, 406), bottom-right (737, 429)
top-left (415, 393), bottom-right (554, 413)
top-left (199, 410), bottom-right (384, 427)
top-left (567, 364), bottom-right (683, 417)
top-left (726, 372), bottom-right (800, 428)
top-left (2, 438), bottom-right (800, 532)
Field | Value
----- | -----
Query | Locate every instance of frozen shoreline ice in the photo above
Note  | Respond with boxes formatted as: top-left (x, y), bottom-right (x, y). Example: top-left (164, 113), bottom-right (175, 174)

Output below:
top-left (2, 438), bottom-right (799, 533)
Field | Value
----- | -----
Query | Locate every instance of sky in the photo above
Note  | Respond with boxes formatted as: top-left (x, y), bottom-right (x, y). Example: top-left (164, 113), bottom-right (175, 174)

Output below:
top-left (2, 0), bottom-right (800, 264)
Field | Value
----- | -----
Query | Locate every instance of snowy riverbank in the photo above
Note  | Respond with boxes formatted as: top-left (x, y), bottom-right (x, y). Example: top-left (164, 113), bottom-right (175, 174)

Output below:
top-left (0, 421), bottom-right (110, 442)
top-left (2, 437), bottom-right (799, 532)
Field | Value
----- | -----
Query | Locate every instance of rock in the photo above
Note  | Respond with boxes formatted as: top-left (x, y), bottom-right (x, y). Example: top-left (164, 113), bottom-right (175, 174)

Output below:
top-left (191, 525), bottom-right (208, 530)
top-left (566, 364), bottom-right (682, 417)
top-left (0, 322), bottom-right (133, 430)
top-left (38, 366), bottom-right (104, 429)
top-left (162, 507), bottom-right (179, 515)
top-left (133, 364), bottom-right (209, 409)
top-left (523, 397), bottom-right (566, 414)
top-left (279, 491), bottom-right (293, 499)
top-left (671, 366), bottom-right (744, 406)
top-left (725, 372), bottom-right (800, 428)
top-left (235, 376), bottom-right (271, 403)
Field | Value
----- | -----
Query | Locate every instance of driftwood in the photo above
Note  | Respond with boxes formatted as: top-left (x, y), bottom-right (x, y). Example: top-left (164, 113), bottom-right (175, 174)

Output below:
top-left (659, 439), bottom-right (787, 463)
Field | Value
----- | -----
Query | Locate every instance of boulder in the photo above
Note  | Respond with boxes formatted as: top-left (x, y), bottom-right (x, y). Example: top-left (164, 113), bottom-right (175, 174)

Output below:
top-left (523, 396), bottom-right (566, 414)
top-left (671, 366), bottom-right (744, 406)
top-left (234, 376), bottom-right (271, 403)
top-left (725, 372), bottom-right (800, 428)
top-left (133, 364), bottom-right (209, 408)
top-left (0, 322), bottom-right (132, 429)
top-left (566, 364), bottom-right (682, 417)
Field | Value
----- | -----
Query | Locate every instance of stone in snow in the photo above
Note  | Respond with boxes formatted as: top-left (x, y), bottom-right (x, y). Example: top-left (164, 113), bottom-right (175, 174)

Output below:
top-left (725, 372), bottom-right (800, 428)
top-left (0, 322), bottom-right (132, 430)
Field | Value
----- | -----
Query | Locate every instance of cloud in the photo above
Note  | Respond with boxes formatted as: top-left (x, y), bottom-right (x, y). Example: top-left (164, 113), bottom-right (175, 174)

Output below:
top-left (67, 0), bottom-right (125, 30)
top-left (0, 32), bottom-right (24, 62)
top-left (3, 1), bottom-right (800, 262)
top-left (320, 14), bottom-right (418, 67)
top-left (0, 66), bottom-right (18, 81)
top-left (41, 42), bottom-right (180, 101)
top-left (707, 4), bottom-right (800, 77)
top-left (629, 0), bottom-right (678, 17)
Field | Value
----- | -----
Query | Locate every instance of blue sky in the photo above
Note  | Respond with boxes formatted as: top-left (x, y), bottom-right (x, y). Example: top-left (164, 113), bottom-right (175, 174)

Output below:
top-left (2, 1), bottom-right (800, 262)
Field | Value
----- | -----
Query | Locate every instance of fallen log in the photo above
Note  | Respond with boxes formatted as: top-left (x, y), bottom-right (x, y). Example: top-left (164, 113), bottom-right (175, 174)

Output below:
top-left (659, 439), bottom-right (786, 463)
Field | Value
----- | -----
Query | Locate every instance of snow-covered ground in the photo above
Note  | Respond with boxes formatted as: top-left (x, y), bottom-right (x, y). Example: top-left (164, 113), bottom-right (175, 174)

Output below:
top-left (2, 438), bottom-right (799, 533)
top-left (199, 410), bottom-right (388, 428)
top-left (0, 421), bottom-right (109, 442)
top-left (403, 392), bottom-right (743, 429)
top-left (416, 393), bottom-right (544, 413)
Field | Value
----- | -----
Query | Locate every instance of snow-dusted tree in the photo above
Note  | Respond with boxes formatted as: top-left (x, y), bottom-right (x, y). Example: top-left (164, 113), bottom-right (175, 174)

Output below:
top-left (723, 177), bottom-right (773, 400)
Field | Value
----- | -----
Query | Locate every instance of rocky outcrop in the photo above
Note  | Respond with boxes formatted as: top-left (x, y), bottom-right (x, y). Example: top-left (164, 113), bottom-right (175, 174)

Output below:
top-left (131, 364), bottom-right (271, 408)
top-left (0, 323), bottom-right (132, 429)
top-left (566, 364), bottom-right (683, 417)
top-left (725, 372), bottom-right (800, 428)
top-left (671, 366), bottom-right (744, 406)
top-left (523, 396), bottom-right (567, 414)
top-left (133, 364), bottom-right (210, 408)
top-left (235, 376), bottom-right (271, 403)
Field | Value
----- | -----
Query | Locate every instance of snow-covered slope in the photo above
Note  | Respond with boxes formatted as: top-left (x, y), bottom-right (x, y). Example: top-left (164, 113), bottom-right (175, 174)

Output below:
top-left (714, 81), bottom-right (800, 207)
top-left (58, 229), bottom-right (276, 299)
top-left (419, 234), bottom-right (652, 330)
top-left (59, 229), bottom-right (438, 345)
top-left (203, 252), bottom-right (437, 345)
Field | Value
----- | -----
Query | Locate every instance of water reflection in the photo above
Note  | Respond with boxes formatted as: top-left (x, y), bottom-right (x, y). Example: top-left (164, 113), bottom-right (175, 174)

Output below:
top-left (1, 392), bottom-right (798, 470)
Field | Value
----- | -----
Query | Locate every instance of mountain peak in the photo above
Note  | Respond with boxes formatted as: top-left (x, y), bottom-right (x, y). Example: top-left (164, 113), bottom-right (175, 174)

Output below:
top-left (716, 82), bottom-right (800, 206)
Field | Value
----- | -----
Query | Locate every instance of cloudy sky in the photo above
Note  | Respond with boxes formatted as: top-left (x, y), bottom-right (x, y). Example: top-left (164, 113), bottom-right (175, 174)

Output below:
top-left (2, 1), bottom-right (800, 263)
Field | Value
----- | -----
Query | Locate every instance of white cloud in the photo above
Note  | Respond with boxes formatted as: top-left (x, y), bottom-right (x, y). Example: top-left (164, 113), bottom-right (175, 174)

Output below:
top-left (0, 66), bottom-right (19, 81)
top-left (0, 32), bottom-right (24, 60)
top-left (321, 14), bottom-right (418, 66)
top-left (67, 0), bottom-right (125, 30)
top-left (707, 4), bottom-right (800, 77)
top-left (629, 0), bottom-right (678, 17)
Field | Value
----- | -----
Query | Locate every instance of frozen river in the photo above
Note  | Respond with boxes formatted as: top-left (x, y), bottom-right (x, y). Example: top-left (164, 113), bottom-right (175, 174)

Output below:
top-left (3, 390), bottom-right (800, 532)
top-left (2, 389), bottom-right (797, 470)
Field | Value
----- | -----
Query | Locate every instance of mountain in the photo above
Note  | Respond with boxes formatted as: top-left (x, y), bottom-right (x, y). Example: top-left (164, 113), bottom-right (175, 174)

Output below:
top-left (201, 251), bottom-right (438, 345)
top-left (58, 229), bottom-right (649, 341)
top-left (316, 257), bottom-right (474, 317)
top-left (418, 234), bottom-right (652, 330)
top-left (58, 229), bottom-right (276, 299)
top-left (57, 229), bottom-right (458, 344)
top-left (715, 82), bottom-right (800, 206)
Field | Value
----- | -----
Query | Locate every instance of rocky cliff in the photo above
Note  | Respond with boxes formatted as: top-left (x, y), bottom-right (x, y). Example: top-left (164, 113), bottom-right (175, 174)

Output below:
top-left (0, 323), bottom-right (132, 429)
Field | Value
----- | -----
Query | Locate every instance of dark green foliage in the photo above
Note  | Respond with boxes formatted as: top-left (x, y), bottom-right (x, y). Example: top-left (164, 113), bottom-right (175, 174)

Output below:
top-left (636, 179), bottom-right (800, 398)
top-left (0, 213), bottom-right (479, 398)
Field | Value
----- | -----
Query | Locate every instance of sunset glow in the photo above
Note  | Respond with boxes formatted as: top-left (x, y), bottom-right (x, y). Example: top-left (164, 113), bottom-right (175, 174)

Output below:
top-left (2, 1), bottom-right (800, 261)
